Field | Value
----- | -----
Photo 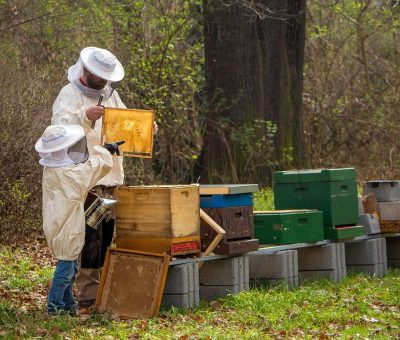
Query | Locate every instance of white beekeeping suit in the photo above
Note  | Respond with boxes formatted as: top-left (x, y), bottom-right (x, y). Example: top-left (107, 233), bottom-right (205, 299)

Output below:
top-left (51, 47), bottom-right (126, 187)
top-left (35, 125), bottom-right (113, 260)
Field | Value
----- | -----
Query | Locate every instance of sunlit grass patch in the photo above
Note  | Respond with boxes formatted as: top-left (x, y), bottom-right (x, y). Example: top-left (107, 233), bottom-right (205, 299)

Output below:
top-left (253, 187), bottom-right (274, 211)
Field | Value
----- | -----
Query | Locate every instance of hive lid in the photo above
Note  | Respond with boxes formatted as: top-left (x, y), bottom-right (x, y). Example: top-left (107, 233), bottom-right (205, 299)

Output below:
top-left (274, 168), bottom-right (356, 184)
top-left (199, 184), bottom-right (259, 195)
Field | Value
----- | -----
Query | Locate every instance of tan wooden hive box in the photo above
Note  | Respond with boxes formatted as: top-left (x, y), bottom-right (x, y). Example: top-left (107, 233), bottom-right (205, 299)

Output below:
top-left (115, 185), bottom-right (201, 256)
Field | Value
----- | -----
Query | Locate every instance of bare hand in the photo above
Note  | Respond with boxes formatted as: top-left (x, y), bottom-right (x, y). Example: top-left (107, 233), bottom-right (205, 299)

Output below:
top-left (86, 105), bottom-right (104, 122)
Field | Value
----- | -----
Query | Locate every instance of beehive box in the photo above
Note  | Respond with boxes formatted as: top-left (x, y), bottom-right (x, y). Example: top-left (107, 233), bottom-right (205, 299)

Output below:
top-left (254, 210), bottom-right (324, 244)
top-left (200, 184), bottom-right (259, 255)
top-left (115, 185), bottom-right (200, 256)
top-left (274, 168), bottom-right (363, 240)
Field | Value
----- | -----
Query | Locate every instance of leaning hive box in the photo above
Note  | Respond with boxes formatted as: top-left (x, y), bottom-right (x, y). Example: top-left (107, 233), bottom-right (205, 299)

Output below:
top-left (115, 185), bottom-right (201, 256)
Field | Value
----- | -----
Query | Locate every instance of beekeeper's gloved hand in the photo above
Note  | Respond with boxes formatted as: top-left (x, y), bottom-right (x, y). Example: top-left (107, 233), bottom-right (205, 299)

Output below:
top-left (103, 141), bottom-right (125, 156)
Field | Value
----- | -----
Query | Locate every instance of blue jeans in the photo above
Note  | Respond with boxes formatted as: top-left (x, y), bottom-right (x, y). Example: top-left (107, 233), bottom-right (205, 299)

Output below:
top-left (48, 260), bottom-right (78, 315)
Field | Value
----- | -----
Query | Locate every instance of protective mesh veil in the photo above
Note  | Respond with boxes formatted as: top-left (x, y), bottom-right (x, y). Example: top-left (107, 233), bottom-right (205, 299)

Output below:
top-left (67, 136), bottom-right (89, 164)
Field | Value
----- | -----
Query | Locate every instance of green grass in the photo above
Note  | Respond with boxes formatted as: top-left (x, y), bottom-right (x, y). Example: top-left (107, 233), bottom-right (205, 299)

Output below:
top-left (1, 247), bottom-right (400, 338)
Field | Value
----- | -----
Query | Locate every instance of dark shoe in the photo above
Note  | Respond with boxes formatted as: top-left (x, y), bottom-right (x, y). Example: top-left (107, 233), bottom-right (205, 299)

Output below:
top-left (78, 299), bottom-right (96, 308)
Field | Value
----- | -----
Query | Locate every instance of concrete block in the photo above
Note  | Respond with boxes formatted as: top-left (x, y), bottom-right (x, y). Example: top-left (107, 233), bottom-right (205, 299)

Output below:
top-left (298, 243), bottom-right (346, 282)
top-left (199, 255), bottom-right (249, 301)
top-left (297, 243), bottom-right (343, 270)
top-left (242, 255), bottom-right (250, 291)
top-left (199, 256), bottom-right (248, 287)
top-left (378, 201), bottom-right (400, 220)
top-left (163, 263), bottom-right (198, 294)
top-left (337, 242), bottom-right (347, 280)
top-left (345, 238), bottom-right (381, 265)
top-left (249, 250), bottom-right (298, 279)
top-left (346, 238), bottom-right (387, 277)
top-left (378, 238), bottom-right (387, 266)
top-left (162, 262), bottom-right (199, 309)
top-left (364, 180), bottom-right (400, 202)
top-left (358, 214), bottom-right (381, 235)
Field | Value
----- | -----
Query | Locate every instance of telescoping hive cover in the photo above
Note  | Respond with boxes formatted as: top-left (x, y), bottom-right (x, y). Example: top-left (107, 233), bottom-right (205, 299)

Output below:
top-left (96, 248), bottom-right (170, 319)
top-left (102, 107), bottom-right (154, 158)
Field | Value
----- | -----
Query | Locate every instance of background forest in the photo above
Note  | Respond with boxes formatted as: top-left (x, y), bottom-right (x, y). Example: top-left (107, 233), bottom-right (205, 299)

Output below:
top-left (0, 0), bottom-right (399, 238)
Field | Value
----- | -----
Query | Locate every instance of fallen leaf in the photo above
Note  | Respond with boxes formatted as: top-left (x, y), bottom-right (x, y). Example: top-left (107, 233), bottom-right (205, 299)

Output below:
top-left (139, 320), bottom-right (147, 330)
top-left (210, 300), bottom-right (221, 310)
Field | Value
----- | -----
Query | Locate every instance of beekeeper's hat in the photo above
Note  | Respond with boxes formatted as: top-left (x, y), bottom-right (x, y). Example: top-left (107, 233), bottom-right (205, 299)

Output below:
top-left (35, 125), bottom-right (84, 153)
top-left (80, 47), bottom-right (124, 82)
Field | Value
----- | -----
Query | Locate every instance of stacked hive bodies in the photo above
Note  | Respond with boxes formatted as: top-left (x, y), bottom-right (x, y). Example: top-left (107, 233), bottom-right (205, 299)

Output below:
top-left (365, 180), bottom-right (400, 233)
top-left (274, 168), bottom-right (364, 240)
top-left (200, 184), bottom-right (260, 255)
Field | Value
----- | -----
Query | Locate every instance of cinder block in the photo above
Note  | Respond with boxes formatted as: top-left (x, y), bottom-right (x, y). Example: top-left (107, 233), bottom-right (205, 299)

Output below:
top-left (249, 250), bottom-right (298, 279)
top-left (298, 243), bottom-right (346, 282)
top-left (242, 255), bottom-right (250, 290)
top-left (162, 262), bottom-right (199, 309)
top-left (346, 238), bottom-right (387, 277)
top-left (364, 180), bottom-right (400, 202)
top-left (358, 214), bottom-right (380, 235)
top-left (163, 263), bottom-right (198, 294)
top-left (199, 256), bottom-right (249, 300)
top-left (297, 243), bottom-right (343, 270)
top-left (199, 256), bottom-right (248, 286)
top-left (345, 239), bottom-right (381, 265)
top-left (337, 243), bottom-right (346, 280)
top-left (378, 202), bottom-right (400, 220)
top-left (378, 238), bottom-right (387, 266)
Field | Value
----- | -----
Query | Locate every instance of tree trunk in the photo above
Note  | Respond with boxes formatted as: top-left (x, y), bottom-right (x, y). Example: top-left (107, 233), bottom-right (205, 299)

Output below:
top-left (200, 0), bottom-right (306, 184)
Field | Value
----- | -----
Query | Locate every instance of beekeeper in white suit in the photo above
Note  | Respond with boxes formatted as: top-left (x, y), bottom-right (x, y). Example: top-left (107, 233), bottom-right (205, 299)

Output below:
top-left (35, 124), bottom-right (123, 315)
top-left (51, 47), bottom-right (129, 308)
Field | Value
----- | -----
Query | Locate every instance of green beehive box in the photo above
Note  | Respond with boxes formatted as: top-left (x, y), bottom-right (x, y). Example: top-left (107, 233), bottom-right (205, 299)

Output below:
top-left (254, 210), bottom-right (324, 244)
top-left (274, 168), bottom-right (363, 239)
